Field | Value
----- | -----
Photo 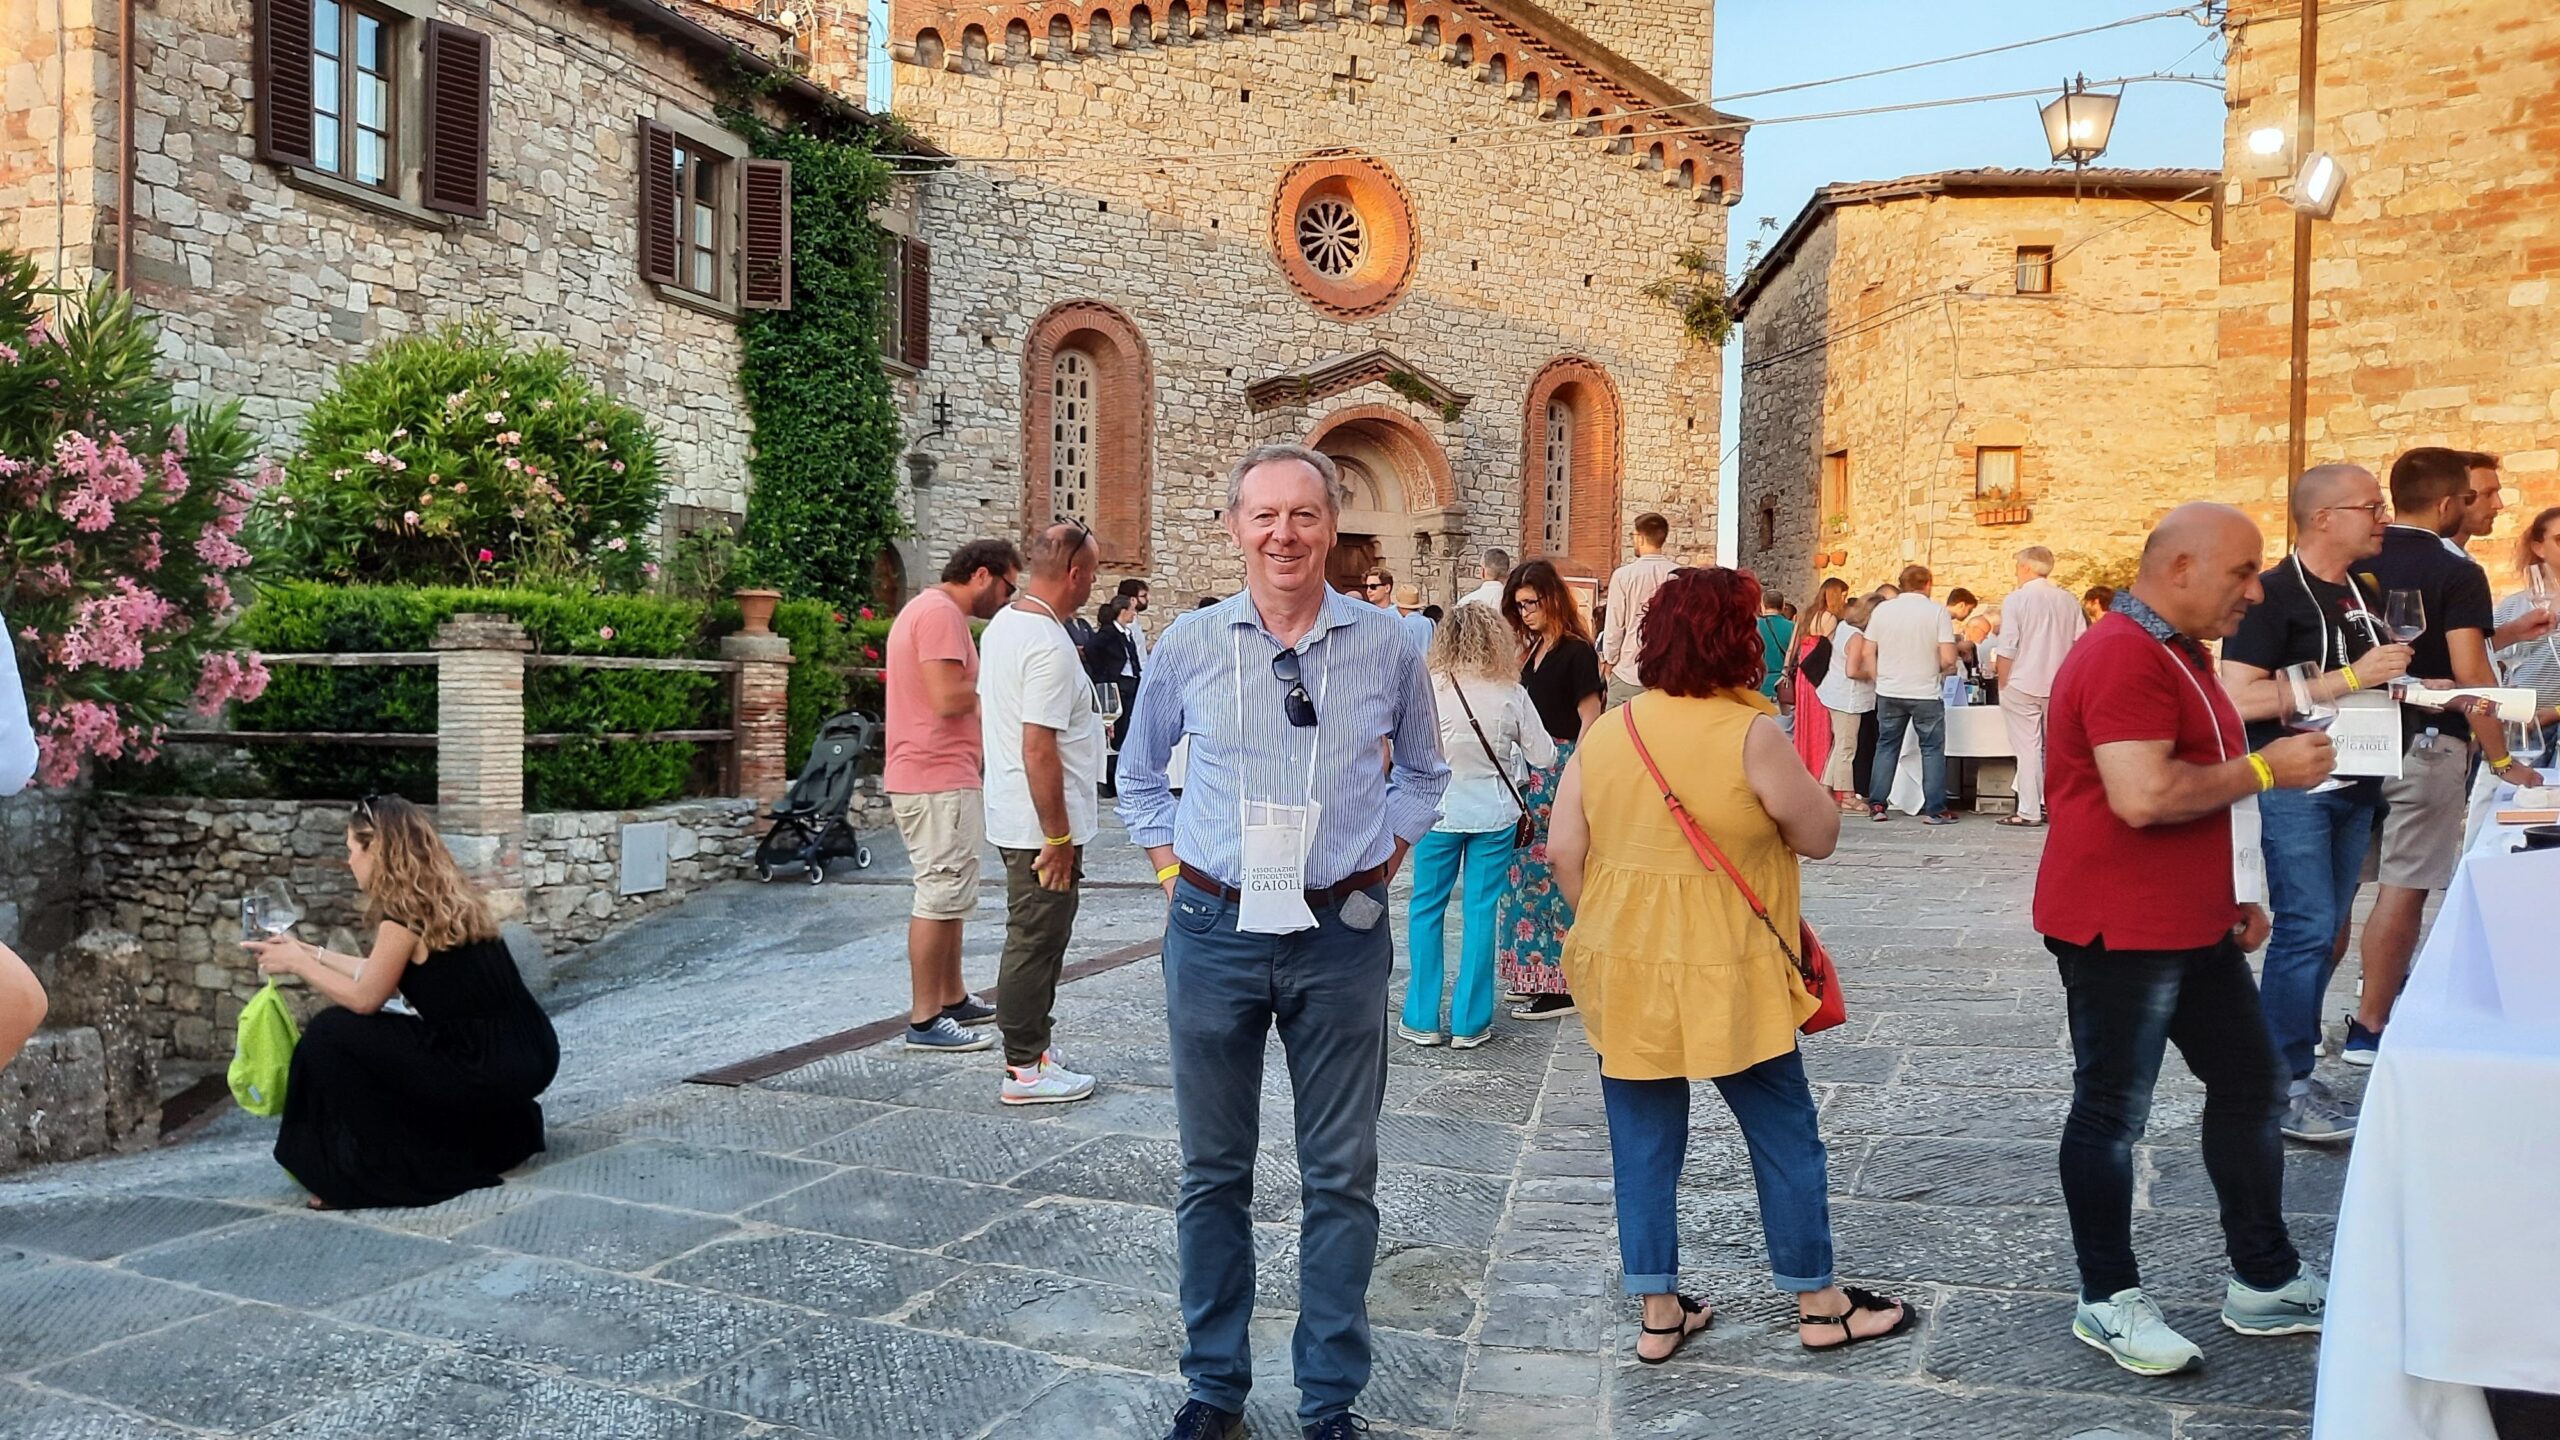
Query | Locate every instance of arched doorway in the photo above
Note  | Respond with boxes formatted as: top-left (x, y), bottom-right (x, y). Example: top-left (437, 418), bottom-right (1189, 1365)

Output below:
top-left (1305, 406), bottom-right (1457, 599)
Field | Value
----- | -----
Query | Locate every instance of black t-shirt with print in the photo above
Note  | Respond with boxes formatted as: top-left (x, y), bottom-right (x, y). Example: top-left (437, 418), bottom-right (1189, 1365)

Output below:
top-left (2225, 557), bottom-right (2388, 750)
top-left (1522, 635), bottom-right (1606, 743)
top-left (2366, 524), bottom-right (2495, 737)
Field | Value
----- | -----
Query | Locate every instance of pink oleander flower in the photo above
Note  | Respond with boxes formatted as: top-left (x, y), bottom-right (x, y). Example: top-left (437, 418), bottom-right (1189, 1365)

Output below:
top-left (333, 467), bottom-right (351, 480)
top-left (191, 650), bottom-right (271, 715)
top-left (365, 448), bottom-right (392, 465)
top-left (195, 522), bottom-right (252, 570)
top-left (501, 456), bottom-right (523, 472)
top-left (857, 607), bottom-right (875, 621)
top-left (391, 427), bottom-right (409, 439)
top-left (524, 464), bottom-right (543, 479)
top-left (451, 482), bottom-right (467, 495)
top-left (536, 398), bottom-right (554, 411)
top-left (205, 574), bottom-right (233, 612)
top-left (495, 431), bottom-right (522, 446)
top-left (484, 410), bottom-right (505, 425)
top-left (54, 578), bottom-right (181, 672)
top-left (605, 536), bottom-right (628, 552)
top-left (609, 460), bottom-right (625, 474)
top-left (640, 562), bottom-right (660, 579)
top-left (33, 700), bottom-right (129, 788)
top-left (402, 509), bottom-right (421, 527)
top-left (597, 626), bottom-right (616, 640)
top-left (169, 423), bottom-right (189, 456)
top-left (862, 646), bottom-right (880, 662)
top-left (56, 430), bottom-right (149, 532)
top-left (477, 548), bottom-right (495, 563)
top-left (158, 448), bottom-right (189, 499)
top-left (134, 531), bottom-right (164, 572)
top-left (446, 391), bottom-right (469, 410)
top-left (0, 342), bottom-right (17, 365)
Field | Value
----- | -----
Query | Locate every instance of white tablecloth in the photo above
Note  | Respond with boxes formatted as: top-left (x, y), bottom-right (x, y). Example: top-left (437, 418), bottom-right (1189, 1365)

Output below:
top-left (1884, 704), bottom-right (2014, 813)
top-left (2313, 835), bottom-right (2560, 1439)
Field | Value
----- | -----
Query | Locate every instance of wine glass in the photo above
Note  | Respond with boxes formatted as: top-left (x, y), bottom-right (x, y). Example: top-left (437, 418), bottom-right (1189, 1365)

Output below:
top-left (1092, 683), bottom-right (1123, 721)
top-left (249, 878), bottom-right (302, 940)
top-left (2281, 662), bottom-right (2348, 794)
top-left (2530, 566), bottom-right (2555, 620)
top-left (2506, 713), bottom-right (2548, 782)
top-left (2386, 589), bottom-right (2427, 645)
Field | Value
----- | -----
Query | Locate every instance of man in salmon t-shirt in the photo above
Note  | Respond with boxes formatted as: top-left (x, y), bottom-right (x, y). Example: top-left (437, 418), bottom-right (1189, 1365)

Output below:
top-left (886, 538), bottom-right (1023, 1052)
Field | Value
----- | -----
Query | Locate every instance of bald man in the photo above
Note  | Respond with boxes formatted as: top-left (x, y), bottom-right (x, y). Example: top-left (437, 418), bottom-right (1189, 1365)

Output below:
top-left (2035, 504), bottom-right (2336, 1378)
top-left (2219, 466), bottom-right (2412, 1146)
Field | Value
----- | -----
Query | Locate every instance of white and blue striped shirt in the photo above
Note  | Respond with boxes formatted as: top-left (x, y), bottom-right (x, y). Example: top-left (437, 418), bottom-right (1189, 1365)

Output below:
top-left (1117, 586), bottom-right (1449, 888)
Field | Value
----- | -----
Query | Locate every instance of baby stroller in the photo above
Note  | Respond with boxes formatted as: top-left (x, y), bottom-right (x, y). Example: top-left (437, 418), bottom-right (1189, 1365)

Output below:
top-left (753, 711), bottom-right (878, 884)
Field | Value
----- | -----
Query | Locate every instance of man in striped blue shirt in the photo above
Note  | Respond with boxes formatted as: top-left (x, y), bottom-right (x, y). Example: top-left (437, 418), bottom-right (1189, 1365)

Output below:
top-left (1117, 443), bottom-right (1449, 1440)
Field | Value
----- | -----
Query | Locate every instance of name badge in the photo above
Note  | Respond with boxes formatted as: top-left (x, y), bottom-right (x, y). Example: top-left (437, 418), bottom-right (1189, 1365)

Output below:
top-left (2330, 692), bottom-right (2403, 779)
top-left (2231, 793), bottom-right (2268, 907)
top-left (1238, 798), bottom-right (1320, 935)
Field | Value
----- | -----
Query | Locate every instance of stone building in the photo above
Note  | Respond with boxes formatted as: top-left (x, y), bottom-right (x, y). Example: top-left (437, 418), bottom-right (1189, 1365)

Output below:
top-left (1731, 168), bottom-right (2219, 606)
top-left (862, 0), bottom-right (1740, 602)
top-left (2, 0), bottom-right (862, 519)
top-left (2218, 0), bottom-right (2560, 549)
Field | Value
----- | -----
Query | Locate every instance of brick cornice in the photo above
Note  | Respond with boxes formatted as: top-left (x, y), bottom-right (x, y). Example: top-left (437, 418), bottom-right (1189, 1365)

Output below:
top-left (887, 0), bottom-right (1741, 198)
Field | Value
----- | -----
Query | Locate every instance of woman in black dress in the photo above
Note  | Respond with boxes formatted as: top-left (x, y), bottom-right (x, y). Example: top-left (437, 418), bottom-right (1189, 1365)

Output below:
top-left (245, 795), bottom-right (559, 1210)
top-left (1496, 558), bottom-right (1610, 1020)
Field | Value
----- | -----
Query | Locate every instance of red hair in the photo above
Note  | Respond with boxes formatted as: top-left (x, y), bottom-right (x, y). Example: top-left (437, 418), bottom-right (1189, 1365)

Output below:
top-left (1638, 566), bottom-right (1766, 696)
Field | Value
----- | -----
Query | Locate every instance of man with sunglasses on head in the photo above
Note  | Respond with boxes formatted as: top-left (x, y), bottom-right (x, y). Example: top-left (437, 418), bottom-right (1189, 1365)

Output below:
top-left (2219, 465), bottom-right (2413, 1144)
top-left (1117, 443), bottom-right (1450, 1440)
top-left (884, 537), bottom-right (1023, 1053)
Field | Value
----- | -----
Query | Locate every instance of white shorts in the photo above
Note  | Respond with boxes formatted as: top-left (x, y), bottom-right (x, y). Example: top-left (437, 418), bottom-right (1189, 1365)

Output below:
top-left (889, 789), bottom-right (984, 919)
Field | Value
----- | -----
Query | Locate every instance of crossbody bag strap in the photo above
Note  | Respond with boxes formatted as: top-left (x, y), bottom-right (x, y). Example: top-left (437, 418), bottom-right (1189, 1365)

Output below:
top-left (1620, 706), bottom-right (1812, 983)
top-left (1450, 679), bottom-right (1531, 817)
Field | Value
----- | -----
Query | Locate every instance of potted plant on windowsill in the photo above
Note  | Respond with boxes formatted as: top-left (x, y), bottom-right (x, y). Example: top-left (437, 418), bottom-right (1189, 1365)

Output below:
top-left (730, 550), bottom-right (785, 636)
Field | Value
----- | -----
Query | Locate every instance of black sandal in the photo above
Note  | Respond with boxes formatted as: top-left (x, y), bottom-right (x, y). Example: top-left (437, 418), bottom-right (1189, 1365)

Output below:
top-left (1637, 1293), bottom-right (1714, 1364)
top-left (1798, 1286), bottom-right (1913, 1351)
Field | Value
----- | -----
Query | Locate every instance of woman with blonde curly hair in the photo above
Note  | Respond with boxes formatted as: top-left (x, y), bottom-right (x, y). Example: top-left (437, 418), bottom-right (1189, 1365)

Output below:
top-left (244, 794), bottom-right (559, 1209)
top-left (1401, 603), bottom-right (1556, 1047)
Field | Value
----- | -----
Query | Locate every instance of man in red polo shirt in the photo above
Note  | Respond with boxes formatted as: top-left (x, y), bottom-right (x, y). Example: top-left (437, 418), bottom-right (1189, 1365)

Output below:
top-left (2037, 503), bottom-right (2337, 1379)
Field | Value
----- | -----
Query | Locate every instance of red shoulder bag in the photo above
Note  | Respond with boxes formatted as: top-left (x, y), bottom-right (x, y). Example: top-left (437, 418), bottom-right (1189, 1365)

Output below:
top-left (1618, 706), bottom-right (1847, 1035)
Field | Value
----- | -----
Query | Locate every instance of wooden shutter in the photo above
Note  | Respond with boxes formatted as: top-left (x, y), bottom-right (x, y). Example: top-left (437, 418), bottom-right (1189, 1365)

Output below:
top-left (899, 239), bottom-right (931, 369)
top-left (420, 22), bottom-right (491, 217)
top-left (740, 158), bottom-right (793, 310)
top-left (636, 120), bottom-right (680, 287)
top-left (254, 0), bottom-right (318, 167)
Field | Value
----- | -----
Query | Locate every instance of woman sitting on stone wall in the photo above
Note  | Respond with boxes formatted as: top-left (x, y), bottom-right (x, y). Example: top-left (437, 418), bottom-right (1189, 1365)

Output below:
top-left (244, 795), bottom-right (559, 1210)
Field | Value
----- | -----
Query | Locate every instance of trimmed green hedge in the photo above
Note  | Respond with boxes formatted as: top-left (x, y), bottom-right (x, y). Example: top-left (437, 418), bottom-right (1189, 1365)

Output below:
top-left (231, 583), bottom-right (722, 809)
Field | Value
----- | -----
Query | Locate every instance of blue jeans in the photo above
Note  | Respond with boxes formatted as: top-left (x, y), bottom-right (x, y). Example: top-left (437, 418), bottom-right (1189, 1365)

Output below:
top-left (1162, 879), bottom-right (1392, 1426)
top-left (1402, 828), bottom-right (1511, 1040)
top-left (1600, 1051), bottom-right (1836, 1295)
top-left (1866, 696), bottom-right (1947, 815)
top-left (2257, 783), bottom-right (2381, 1084)
top-left (2051, 936), bottom-right (2298, 1300)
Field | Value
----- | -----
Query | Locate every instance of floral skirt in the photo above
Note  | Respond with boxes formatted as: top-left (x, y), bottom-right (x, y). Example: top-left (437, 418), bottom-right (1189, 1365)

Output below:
top-left (1496, 739), bottom-right (1577, 997)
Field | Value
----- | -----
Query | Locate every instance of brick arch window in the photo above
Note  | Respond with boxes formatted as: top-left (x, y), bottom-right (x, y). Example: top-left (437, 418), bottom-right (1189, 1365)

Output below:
top-left (1005, 17), bottom-right (1031, 59)
top-left (1024, 301), bottom-right (1155, 569)
top-left (1520, 357), bottom-right (1624, 580)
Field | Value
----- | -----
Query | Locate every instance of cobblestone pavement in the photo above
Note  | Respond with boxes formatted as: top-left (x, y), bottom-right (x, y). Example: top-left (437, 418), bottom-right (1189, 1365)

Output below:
top-left (0, 818), bottom-right (2348, 1438)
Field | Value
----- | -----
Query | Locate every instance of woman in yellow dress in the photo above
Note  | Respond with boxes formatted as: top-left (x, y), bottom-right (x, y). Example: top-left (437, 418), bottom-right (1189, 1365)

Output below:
top-left (1549, 566), bottom-right (1910, 1365)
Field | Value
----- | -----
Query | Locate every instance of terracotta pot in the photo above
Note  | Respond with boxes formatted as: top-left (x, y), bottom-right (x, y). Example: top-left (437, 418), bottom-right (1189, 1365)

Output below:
top-left (734, 588), bottom-right (782, 636)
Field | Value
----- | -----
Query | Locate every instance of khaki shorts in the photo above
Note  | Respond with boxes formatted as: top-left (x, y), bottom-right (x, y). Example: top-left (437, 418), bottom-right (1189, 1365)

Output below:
top-left (1606, 676), bottom-right (1643, 709)
top-left (2369, 736), bottom-right (2469, 891)
top-left (889, 789), bottom-right (984, 920)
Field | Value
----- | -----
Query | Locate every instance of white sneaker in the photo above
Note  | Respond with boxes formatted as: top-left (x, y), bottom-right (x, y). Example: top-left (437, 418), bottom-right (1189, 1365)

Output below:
top-left (1397, 1025), bottom-right (1444, 1047)
top-left (1001, 1052), bottom-right (1096, 1106)
top-left (2072, 1288), bottom-right (2204, 1376)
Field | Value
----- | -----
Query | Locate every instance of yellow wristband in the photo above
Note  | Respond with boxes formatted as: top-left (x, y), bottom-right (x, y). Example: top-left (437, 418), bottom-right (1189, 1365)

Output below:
top-left (2248, 753), bottom-right (2276, 792)
top-left (2341, 663), bottom-right (2359, 693)
top-left (1156, 863), bottom-right (1181, 883)
top-left (1045, 833), bottom-right (1073, 847)
top-left (2492, 754), bottom-right (2516, 772)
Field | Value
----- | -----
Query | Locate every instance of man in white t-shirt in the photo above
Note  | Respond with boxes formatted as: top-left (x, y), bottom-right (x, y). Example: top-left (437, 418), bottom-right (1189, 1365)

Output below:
top-left (979, 522), bottom-right (1107, 1106)
top-left (1458, 547), bottom-right (1511, 609)
top-left (1862, 563), bottom-right (1959, 823)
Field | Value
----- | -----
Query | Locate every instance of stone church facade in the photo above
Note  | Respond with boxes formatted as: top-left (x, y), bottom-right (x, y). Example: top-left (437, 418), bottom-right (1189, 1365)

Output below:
top-left (867, 0), bottom-right (1739, 603)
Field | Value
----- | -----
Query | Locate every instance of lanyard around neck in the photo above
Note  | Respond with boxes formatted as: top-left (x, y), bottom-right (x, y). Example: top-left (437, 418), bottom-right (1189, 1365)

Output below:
top-left (1233, 624), bottom-right (1328, 813)
top-left (2289, 552), bottom-right (2379, 670)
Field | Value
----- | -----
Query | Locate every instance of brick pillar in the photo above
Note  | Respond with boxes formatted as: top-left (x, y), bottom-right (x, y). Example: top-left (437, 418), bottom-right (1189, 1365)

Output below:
top-left (433, 614), bottom-right (530, 921)
top-left (722, 631), bottom-right (794, 804)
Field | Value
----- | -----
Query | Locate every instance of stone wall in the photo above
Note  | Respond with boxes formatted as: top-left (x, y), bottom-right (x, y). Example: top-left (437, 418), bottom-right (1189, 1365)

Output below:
top-left (887, 6), bottom-right (1729, 604)
top-left (1546, 0), bottom-right (1713, 108)
top-left (1, 0), bottom-right (111, 284)
top-left (34, 0), bottom-right (798, 518)
top-left (0, 787), bottom-right (85, 969)
top-left (2218, 0), bottom-right (2560, 547)
top-left (1737, 187), bottom-right (2219, 606)
top-left (76, 793), bottom-right (816, 1059)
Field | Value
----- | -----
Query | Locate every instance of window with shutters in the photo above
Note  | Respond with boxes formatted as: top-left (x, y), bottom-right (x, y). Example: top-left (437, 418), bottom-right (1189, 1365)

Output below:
top-left (637, 117), bottom-right (791, 317)
top-left (1051, 349), bottom-right (1096, 525)
top-left (672, 143), bottom-right (726, 299)
top-left (878, 236), bottom-right (929, 368)
top-left (257, 0), bottom-right (488, 222)
top-left (1821, 450), bottom-right (1849, 522)
top-left (308, 0), bottom-right (397, 189)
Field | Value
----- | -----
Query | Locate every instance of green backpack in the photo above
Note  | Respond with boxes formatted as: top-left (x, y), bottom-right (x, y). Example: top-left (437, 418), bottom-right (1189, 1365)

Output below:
top-left (228, 981), bottom-right (301, 1117)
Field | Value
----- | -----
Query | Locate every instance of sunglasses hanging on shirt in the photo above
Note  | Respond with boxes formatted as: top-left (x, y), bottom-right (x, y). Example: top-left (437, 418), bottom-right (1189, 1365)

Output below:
top-left (1272, 648), bottom-right (1318, 728)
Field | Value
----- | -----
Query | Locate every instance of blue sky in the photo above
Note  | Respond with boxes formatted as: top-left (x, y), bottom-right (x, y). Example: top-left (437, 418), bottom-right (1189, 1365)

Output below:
top-left (1710, 1), bottom-right (2231, 557)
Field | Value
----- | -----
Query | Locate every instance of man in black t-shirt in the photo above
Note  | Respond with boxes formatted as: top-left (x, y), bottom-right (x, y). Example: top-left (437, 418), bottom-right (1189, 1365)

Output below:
top-left (2221, 465), bottom-right (2412, 1145)
top-left (2351, 448), bottom-right (2540, 1063)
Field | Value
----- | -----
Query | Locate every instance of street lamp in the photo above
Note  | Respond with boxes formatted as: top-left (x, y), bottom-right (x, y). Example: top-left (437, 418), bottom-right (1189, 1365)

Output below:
top-left (2289, 151), bottom-right (2347, 218)
top-left (2038, 76), bottom-right (2120, 168)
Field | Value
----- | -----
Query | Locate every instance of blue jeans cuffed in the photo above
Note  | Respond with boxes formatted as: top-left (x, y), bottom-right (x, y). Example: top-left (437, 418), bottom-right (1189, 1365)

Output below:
top-left (1601, 1051), bottom-right (1837, 1297)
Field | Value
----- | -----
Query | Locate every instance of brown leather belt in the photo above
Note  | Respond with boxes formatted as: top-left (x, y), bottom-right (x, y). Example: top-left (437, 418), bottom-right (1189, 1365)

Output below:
top-left (1177, 862), bottom-right (1389, 909)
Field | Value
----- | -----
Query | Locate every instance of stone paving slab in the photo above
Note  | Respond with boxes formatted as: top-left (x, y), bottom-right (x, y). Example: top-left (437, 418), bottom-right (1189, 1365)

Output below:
top-left (0, 817), bottom-right (2364, 1437)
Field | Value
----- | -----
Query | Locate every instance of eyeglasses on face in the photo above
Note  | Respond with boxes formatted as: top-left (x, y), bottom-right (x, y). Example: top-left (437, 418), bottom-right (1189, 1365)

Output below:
top-left (1271, 647), bottom-right (1318, 728)
top-left (2321, 502), bottom-right (2390, 519)
top-left (1513, 595), bottom-right (1544, 611)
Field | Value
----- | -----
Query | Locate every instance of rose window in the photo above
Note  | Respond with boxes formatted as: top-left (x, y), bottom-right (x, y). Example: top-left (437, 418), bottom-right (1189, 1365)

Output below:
top-left (1296, 199), bottom-right (1365, 277)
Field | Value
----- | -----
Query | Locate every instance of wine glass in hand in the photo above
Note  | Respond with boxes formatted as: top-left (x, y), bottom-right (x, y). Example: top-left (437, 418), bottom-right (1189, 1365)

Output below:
top-left (2281, 663), bottom-right (2348, 793)
top-left (249, 878), bottom-right (303, 940)
top-left (2385, 589), bottom-right (2427, 645)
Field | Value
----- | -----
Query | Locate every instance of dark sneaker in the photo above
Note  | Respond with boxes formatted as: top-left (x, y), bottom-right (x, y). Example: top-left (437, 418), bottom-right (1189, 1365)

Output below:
top-left (905, 1016), bottom-right (993, 1052)
top-left (1162, 1400), bottom-right (1244, 1440)
top-left (1868, 801), bottom-right (1890, 821)
top-left (1303, 1416), bottom-right (1372, 1440)
top-left (1510, 994), bottom-right (1577, 1020)
top-left (942, 993), bottom-right (996, 1025)
top-left (2341, 1017), bottom-right (2381, 1067)
top-left (2281, 1084), bottom-right (2357, 1144)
